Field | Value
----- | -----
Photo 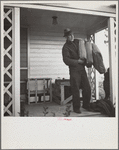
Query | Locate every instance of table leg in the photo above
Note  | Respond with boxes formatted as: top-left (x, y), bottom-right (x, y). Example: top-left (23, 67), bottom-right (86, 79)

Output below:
top-left (35, 79), bottom-right (37, 103)
top-left (43, 79), bottom-right (45, 102)
top-left (61, 85), bottom-right (64, 105)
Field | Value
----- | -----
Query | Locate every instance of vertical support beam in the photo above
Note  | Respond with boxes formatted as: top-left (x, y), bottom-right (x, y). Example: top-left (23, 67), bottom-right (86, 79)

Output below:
top-left (94, 33), bottom-right (99, 100)
top-left (4, 7), bottom-right (13, 116)
top-left (108, 18), bottom-right (116, 104)
top-left (95, 71), bottom-right (99, 100)
top-left (87, 34), bottom-right (97, 102)
top-left (12, 8), bottom-right (20, 116)
top-left (87, 68), bottom-right (92, 101)
top-left (93, 33), bottom-right (99, 100)
top-left (1, 2), bottom-right (4, 117)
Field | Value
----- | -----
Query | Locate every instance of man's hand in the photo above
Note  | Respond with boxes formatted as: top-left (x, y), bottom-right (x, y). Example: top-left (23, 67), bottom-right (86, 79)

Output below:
top-left (78, 58), bottom-right (85, 64)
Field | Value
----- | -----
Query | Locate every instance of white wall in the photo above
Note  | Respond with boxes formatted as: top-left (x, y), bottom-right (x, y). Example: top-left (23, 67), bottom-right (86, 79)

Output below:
top-left (29, 27), bottom-right (86, 82)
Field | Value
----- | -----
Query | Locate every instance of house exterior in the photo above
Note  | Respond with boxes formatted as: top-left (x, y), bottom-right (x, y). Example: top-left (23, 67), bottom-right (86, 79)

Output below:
top-left (1, 1), bottom-right (117, 116)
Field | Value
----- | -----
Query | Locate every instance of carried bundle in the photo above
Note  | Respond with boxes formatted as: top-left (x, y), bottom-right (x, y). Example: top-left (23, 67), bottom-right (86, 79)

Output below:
top-left (96, 99), bottom-right (115, 117)
top-left (92, 43), bottom-right (106, 74)
top-left (78, 38), bottom-right (106, 74)
top-left (78, 39), bottom-right (87, 60)
top-left (85, 41), bottom-right (93, 68)
top-left (78, 39), bottom-right (93, 67)
top-left (90, 99), bottom-right (115, 117)
top-left (84, 41), bottom-right (106, 73)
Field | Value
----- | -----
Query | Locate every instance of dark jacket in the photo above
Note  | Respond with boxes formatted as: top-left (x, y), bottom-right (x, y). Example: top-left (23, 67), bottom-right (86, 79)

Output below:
top-left (62, 39), bottom-right (85, 72)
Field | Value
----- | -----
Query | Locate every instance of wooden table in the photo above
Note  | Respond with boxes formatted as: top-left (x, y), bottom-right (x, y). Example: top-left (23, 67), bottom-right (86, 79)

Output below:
top-left (56, 79), bottom-right (72, 105)
top-left (27, 78), bottom-right (52, 104)
top-left (59, 79), bottom-right (82, 105)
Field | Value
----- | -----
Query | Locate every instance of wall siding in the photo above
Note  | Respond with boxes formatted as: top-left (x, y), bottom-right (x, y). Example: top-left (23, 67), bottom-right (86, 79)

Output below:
top-left (29, 27), bottom-right (86, 82)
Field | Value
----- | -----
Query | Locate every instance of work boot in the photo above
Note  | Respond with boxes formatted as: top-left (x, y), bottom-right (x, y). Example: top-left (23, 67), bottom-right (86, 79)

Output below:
top-left (74, 109), bottom-right (81, 114)
top-left (82, 106), bottom-right (93, 112)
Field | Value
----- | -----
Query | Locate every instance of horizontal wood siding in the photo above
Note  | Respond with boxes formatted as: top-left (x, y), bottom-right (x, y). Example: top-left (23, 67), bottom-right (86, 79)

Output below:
top-left (29, 27), bottom-right (86, 82)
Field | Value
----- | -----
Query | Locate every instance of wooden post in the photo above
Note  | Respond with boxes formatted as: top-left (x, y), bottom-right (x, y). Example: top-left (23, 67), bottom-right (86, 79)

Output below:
top-left (94, 33), bottom-right (99, 100)
top-left (1, 2), bottom-right (4, 116)
top-left (12, 8), bottom-right (20, 116)
top-left (95, 71), bottom-right (99, 100)
top-left (87, 68), bottom-right (93, 102)
top-left (43, 79), bottom-right (45, 102)
top-left (87, 34), bottom-right (97, 102)
top-left (108, 18), bottom-right (116, 104)
top-left (60, 85), bottom-right (64, 105)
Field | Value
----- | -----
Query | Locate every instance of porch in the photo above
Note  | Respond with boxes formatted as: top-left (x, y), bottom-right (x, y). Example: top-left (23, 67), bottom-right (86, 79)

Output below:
top-left (1, 2), bottom-right (117, 149)
top-left (23, 102), bottom-right (108, 117)
top-left (2, 2), bottom-right (117, 117)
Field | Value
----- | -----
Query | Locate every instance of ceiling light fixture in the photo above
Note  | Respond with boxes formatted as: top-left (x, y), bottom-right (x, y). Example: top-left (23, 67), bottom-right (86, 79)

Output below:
top-left (52, 16), bottom-right (58, 25)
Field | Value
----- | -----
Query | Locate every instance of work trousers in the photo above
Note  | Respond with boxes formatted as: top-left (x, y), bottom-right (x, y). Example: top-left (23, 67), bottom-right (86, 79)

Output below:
top-left (70, 69), bottom-right (91, 111)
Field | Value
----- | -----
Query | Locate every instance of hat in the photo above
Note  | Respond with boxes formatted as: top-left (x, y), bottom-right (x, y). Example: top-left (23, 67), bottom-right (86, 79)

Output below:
top-left (63, 28), bottom-right (73, 37)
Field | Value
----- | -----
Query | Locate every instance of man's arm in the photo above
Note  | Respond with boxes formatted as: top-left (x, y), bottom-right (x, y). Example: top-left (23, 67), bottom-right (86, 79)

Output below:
top-left (78, 59), bottom-right (85, 64)
top-left (62, 47), bottom-right (84, 66)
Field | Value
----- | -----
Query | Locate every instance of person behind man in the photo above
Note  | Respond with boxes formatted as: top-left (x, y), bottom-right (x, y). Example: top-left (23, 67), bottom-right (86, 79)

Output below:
top-left (62, 28), bottom-right (91, 113)
top-left (103, 68), bottom-right (110, 100)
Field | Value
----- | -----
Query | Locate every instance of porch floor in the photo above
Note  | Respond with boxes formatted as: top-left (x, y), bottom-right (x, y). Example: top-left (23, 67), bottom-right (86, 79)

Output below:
top-left (24, 102), bottom-right (108, 117)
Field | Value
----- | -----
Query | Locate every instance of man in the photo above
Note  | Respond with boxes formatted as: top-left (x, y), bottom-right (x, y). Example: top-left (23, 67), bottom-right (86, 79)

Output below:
top-left (62, 28), bottom-right (91, 113)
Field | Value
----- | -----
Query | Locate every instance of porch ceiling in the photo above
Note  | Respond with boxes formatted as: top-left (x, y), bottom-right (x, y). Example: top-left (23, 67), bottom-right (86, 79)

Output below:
top-left (20, 7), bottom-right (108, 35)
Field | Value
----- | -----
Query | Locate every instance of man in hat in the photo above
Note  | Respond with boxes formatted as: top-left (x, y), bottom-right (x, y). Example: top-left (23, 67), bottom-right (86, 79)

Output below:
top-left (62, 28), bottom-right (91, 113)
